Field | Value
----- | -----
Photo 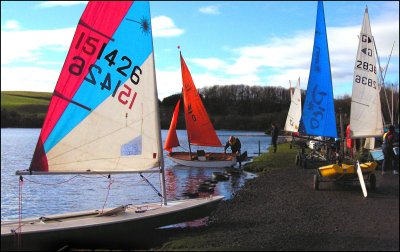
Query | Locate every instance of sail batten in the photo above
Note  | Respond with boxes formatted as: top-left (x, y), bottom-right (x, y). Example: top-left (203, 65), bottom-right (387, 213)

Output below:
top-left (180, 53), bottom-right (223, 147)
top-left (350, 7), bottom-right (383, 138)
top-left (27, 1), bottom-right (163, 174)
top-left (299, 1), bottom-right (338, 138)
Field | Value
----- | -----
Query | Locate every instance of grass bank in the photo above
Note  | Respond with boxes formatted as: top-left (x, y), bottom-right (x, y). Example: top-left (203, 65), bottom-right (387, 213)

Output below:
top-left (243, 142), bottom-right (297, 173)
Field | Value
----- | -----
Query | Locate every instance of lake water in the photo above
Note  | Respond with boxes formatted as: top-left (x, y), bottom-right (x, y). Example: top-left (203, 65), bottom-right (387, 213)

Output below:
top-left (1, 128), bottom-right (271, 221)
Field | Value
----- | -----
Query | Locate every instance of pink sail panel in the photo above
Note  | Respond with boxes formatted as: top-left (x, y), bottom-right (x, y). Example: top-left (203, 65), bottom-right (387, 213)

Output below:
top-left (180, 53), bottom-right (222, 147)
top-left (164, 99), bottom-right (181, 152)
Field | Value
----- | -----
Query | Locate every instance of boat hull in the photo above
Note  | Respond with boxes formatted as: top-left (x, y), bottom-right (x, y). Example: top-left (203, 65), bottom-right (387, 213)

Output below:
top-left (1, 196), bottom-right (223, 251)
top-left (167, 152), bottom-right (237, 168)
top-left (318, 162), bottom-right (377, 179)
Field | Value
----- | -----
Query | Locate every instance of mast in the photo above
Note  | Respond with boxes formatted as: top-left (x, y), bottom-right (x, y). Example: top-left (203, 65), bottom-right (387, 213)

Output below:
top-left (183, 85), bottom-right (193, 159)
top-left (383, 41), bottom-right (395, 125)
top-left (178, 49), bottom-right (193, 159)
top-left (151, 11), bottom-right (167, 206)
top-left (339, 107), bottom-right (344, 158)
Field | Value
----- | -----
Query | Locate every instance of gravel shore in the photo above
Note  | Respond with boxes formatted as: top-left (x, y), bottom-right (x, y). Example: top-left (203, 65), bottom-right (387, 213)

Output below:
top-left (158, 163), bottom-right (399, 250)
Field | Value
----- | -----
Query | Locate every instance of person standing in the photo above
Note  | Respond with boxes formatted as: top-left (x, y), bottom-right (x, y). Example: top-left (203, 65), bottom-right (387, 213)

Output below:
top-left (224, 136), bottom-right (242, 168)
top-left (382, 125), bottom-right (398, 175)
top-left (270, 123), bottom-right (279, 153)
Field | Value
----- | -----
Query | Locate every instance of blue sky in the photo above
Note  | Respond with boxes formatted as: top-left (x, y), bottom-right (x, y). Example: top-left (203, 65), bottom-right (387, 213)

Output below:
top-left (1, 1), bottom-right (399, 100)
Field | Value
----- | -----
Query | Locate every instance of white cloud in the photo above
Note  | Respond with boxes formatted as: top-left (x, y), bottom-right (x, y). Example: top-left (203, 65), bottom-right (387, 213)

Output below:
top-left (155, 69), bottom-right (182, 99)
top-left (1, 28), bottom-right (74, 65)
top-left (36, 1), bottom-right (87, 8)
top-left (1, 66), bottom-right (59, 92)
top-left (3, 20), bottom-right (20, 30)
top-left (199, 5), bottom-right (220, 15)
top-left (152, 16), bottom-right (184, 37)
top-left (185, 18), bottom-right (398, 94)
top-left (1, 4), bottom-right (398, 100)
top-left (189, 58), bottom-right (227, 71)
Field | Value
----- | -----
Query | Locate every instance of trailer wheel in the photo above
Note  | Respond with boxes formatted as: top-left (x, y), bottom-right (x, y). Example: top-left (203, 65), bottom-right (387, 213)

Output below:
top-left (369, 173), bottom-right (376, 191)
top-left (314, 174), bottom-right (319, 190)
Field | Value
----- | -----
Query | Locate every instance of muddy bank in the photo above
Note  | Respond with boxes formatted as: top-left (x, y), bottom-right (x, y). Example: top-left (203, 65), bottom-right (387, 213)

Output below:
top-left (158, 163), bottom-right (399, 250)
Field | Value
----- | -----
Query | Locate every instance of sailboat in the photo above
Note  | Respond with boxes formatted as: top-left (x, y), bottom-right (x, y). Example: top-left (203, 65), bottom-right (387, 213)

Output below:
top-left (163, 51), bottom-right (237, 168)
top-left (1, 2), bottom-right (223, 250)
top-left (299, 1), bottom-right (337, 140)
top-left (284, 78), bottom-right (302, 134)
top-left (350, 6), bottom-right (384, 142)
top-left (316, 5), bottom-right (381, 197)
top-left (281, 78), bottom-right (302, 145)
top-left (297, 0), bottom-right (337, 161)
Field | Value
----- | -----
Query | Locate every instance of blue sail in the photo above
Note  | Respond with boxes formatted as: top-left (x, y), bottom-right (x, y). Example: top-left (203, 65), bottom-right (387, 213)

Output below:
top-left (299, 1), bottom-right (338, 138)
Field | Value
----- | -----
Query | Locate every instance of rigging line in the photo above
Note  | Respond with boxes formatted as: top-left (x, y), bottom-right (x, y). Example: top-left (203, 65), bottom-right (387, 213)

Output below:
top-left (373, 37), bottom-right (392, 124)
top-left (23, 175), bottom-right (80, 186)
top-left (100, 175), bottom-right (113, 214)
top-left (17, 176), bottom-right (23, 250)
top-left (140, 173), bottom-right (162, 198)
top-left (383, 41), bottom-right (395, 80)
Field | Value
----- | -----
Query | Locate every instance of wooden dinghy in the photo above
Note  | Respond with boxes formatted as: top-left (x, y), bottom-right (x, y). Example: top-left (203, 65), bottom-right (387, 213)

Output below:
top-left (167, 152), bottom-right (237, 168)
top-left (163, 52), bottom-right (240, 168)
top-left (1, 196), bottom-right (223, 251)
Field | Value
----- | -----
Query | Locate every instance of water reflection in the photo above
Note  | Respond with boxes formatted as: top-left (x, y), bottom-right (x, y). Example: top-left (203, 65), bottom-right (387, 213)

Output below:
top-left (1, 128), bottom-right (267, 222)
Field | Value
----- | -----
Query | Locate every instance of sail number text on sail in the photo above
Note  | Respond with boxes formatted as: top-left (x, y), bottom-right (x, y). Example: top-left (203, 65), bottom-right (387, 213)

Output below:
top-left (68, 22), bottom-right (142, 110)
top-left (309, 85), bottom-right (327, 129)
top-left (354, 34), bottom-right (377, 90)
top-left (187, 104), bottom-right (196, 122)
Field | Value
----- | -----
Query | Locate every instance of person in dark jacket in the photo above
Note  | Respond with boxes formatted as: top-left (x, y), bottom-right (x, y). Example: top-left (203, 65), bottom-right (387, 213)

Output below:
top-left (224, 136), bottom-right (242, 168)
top-left (382, 125), bottom-right (398, 175)
top-left (270, 123), bottom-right (279, 153)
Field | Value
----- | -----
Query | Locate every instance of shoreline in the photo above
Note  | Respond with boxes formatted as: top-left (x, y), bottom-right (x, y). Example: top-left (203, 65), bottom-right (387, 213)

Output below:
top-left (155, 143), bottom-right (399, 251)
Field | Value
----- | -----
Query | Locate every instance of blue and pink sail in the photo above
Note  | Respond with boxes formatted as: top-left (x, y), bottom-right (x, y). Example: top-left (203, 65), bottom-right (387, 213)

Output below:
top-left (28, 1), bottom-right (163, 174)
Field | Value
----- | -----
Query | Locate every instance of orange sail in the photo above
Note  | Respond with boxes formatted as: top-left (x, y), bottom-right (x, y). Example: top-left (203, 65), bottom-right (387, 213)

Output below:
top-left (180, 52), bottom-right (222, 147)
top-left (164, 99), bottom-right (181, 152)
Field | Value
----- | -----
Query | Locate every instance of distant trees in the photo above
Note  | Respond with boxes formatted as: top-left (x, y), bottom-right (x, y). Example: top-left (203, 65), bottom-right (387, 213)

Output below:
top-left (3, 84), bottom-right (397, 130)
top-left (160, 85), bottom-right (298, 131)
top-left (1, 108), bottom-right (45, 128)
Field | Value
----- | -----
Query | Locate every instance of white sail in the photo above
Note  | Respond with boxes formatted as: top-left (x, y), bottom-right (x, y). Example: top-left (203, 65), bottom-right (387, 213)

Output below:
top-left (350, 7), bottom-right (383, 138)
top-left (284, 78), bottom-right (302, 132)
top-left (364, 137), bottom-right (375, 150)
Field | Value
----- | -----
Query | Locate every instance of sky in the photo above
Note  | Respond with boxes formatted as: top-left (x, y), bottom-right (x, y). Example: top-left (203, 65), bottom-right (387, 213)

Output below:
top-left (1, 1), bottom-right (399, 100)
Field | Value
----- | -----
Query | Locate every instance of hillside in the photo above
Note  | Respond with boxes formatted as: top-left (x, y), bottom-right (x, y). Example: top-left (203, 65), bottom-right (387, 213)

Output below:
top-left (2, 85), bottom-right (397, 130)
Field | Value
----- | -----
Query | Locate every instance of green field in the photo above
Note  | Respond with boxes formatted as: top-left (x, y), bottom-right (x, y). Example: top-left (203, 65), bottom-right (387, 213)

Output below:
top-left (1, 91), bottom-right (52, 127)
top-left (1, 91), bottom-right (51, 115)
